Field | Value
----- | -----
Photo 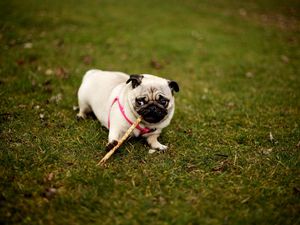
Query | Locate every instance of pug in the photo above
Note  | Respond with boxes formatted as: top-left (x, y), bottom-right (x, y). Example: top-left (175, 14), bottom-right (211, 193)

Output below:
top-left (77, 69), bottom-right (179, 151)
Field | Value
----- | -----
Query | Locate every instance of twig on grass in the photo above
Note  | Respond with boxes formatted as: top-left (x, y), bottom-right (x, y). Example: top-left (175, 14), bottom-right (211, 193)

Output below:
top-left (97, 116), bottom-right (143, 166)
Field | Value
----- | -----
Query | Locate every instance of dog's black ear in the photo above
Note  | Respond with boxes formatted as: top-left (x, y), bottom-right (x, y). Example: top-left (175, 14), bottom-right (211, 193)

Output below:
top-left (168, 80), bottom-right (179, 93)
top-left (126, 74), bottom-right (144, 89)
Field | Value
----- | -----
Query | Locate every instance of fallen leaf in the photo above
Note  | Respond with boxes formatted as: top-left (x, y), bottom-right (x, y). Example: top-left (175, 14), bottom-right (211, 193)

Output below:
top-left (226, 102), bottom-right (235, 108)
top-left (31, 80), bottom-right (37, 88)
top-left (157, 196), bottom-right (166, 205)
top-left (43, 172), bottom-right (54, 183)
top-left (9, 39), bottom-right (17, 47)
top-left (245, 71), bottom-right (254, 78)
top-left (183, 128), bottom-right (193, 136)
top-left (16, 59), bottom-right (25, 66)
top-left (150, 59), bottom-right (163, 69)
top-left (211, 160), bottom-right (230, 172)
top-left (186, 163), bottom-right (198, 173)
top-left (34, 105), bottom-right (40, 110)
top-left (269, 132), bottom-right (274, 142)
top-left (293, 187), bottom-right (300, 195)
top-left (262, 148), bottom-right (273, 155)
top-left (18, 104), bottom-right (27, 109)
top-left (241, 196), bottom-right (250, 204)
top-left (47, 173), bottom-right (54, 181)
top-left (28, 54), bottom-right (38, 64)
top-left (148, 149), bottom-right (156, 154)
top-left (55, 67), bottom-right (68, 79)
top-left (43, 187), bottom-right (57, 199)
top-left (45, 69), bottom-right (53, 75)
top-left (82, 55), bottom-right (93, 65)
top-left (54, 39), bottom-right (64, 48)
top-left (239, 8), bottom-right (247, 17)
top-left (281, 55), bottom-right (289, 63)
top-left (49, 93), bottom-right (63, 104)
top-left (39, 113), bottom-right (45, 119)
top-left (42, 80), bottom-right (53, 93)
top-left (191, 30), bottom-right (203, 41)
top-left (24, 42), bottom-right (33, 49)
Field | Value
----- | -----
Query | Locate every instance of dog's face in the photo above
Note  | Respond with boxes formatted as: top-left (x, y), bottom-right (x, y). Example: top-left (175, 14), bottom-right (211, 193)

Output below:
top-left (126, 74), bottom-right (179, 124)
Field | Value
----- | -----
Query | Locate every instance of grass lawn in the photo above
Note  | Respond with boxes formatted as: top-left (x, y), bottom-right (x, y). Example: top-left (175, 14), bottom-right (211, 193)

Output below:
top-left (1, 0), bottom-right (299, 224)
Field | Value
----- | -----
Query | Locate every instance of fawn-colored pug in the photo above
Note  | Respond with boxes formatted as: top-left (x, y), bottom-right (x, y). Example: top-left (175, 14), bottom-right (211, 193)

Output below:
top-left (77, 69), bottom-right (179, 151)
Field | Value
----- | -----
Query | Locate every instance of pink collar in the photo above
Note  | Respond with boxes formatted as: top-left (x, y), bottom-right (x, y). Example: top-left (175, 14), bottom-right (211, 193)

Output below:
top-left (108, 97), bottom-right (151, 135)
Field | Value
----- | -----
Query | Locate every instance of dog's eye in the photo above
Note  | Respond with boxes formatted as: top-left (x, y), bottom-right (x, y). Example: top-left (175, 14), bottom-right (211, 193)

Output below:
top-left (158, 95), bottom-right (169, 107)
top-left (136, 97), bottom-right (147, 106)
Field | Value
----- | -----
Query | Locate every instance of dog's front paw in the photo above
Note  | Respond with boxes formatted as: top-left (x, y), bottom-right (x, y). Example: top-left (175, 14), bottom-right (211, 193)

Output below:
top-left (151, 142), bottom-right (168, 151)
top-left (147, 134), bottom-right (168, 152)
top-left (148, 144), bottom-right (168, 154)
top-left (105, 140), bottom-right (118, 152)
top-left (158, 144), bottom-right (168, 151)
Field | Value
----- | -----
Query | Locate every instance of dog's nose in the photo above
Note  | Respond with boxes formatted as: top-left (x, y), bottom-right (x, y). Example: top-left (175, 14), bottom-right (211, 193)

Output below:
top-left (148, 104), bottom-right (158, 112)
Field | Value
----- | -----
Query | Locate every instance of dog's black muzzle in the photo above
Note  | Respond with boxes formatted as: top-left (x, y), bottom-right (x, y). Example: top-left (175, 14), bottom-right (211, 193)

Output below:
top-left (137, 104), bottom-right (168, 124)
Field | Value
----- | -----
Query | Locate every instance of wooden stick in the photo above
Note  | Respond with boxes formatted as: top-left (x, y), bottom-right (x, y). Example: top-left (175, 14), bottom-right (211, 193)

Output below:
top-left (97, 116), bottom-right (143, 166)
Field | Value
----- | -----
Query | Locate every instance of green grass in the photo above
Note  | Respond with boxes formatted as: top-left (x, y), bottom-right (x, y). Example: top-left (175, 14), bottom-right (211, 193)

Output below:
top-left (1, 0), bottom-right (300, 224)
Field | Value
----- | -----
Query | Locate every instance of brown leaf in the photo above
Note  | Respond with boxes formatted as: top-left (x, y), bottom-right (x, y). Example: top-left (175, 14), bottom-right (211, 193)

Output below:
top-left (211, 160), bottom-right (230, 172)
top-left (226, 102), bottom-right (235, 108)
top-left (47, 172), bottom-right (54, 181)
top-left (281, 55), bottom-right (289, 63)
top-left (42, 187), bottom-right (57, 199)
top-left (239, 8), bottom-right (247, 17)
top-left (18, 104), bottom-right (27, 109)
top-left (82, 55), bottom-right (93, 65)
top-left (293, 187), bottom-right (300, 195)
top-left (150, 59), bottom-right (163, 70)
top-left (28, 55), bottom-right (38, 64)
top-left (16, 59), bottom-right (25, 66)
top-left (42, 79), bottom-right (53, 93)
top-left (49, 93), bottom-right (63, 104)
top-left (54, 39), bottom-right (64, 48)
top-left (43, 172), bottom-right (54, 183)
top-left (245, 71), bottom-right (254, 78)
top-left (55, 67), bottom-right (68, 79)
top-left (261, 148), bottom-right (273, 155)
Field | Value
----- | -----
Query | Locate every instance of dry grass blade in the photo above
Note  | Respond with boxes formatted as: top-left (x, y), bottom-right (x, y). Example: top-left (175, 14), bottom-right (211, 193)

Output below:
top-left (97, 116), bottom-right (143, 166)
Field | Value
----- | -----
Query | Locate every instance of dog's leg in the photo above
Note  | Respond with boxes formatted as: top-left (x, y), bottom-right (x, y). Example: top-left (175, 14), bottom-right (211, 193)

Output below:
top-left (146, 133), bottom-right (167, 151)
top-left (106, 123), bottom-right (123, 151)
top-left (77, 100), bottom-right (91, 119)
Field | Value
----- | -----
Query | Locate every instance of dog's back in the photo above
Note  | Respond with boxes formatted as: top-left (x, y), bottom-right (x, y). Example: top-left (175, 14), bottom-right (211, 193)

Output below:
top-left (77, 69), bottom-right (129, 125)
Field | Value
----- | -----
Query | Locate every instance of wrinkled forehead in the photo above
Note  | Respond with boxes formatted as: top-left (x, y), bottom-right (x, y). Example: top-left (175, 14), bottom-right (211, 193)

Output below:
top-left (136, 80), bottom-right (172, 97)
